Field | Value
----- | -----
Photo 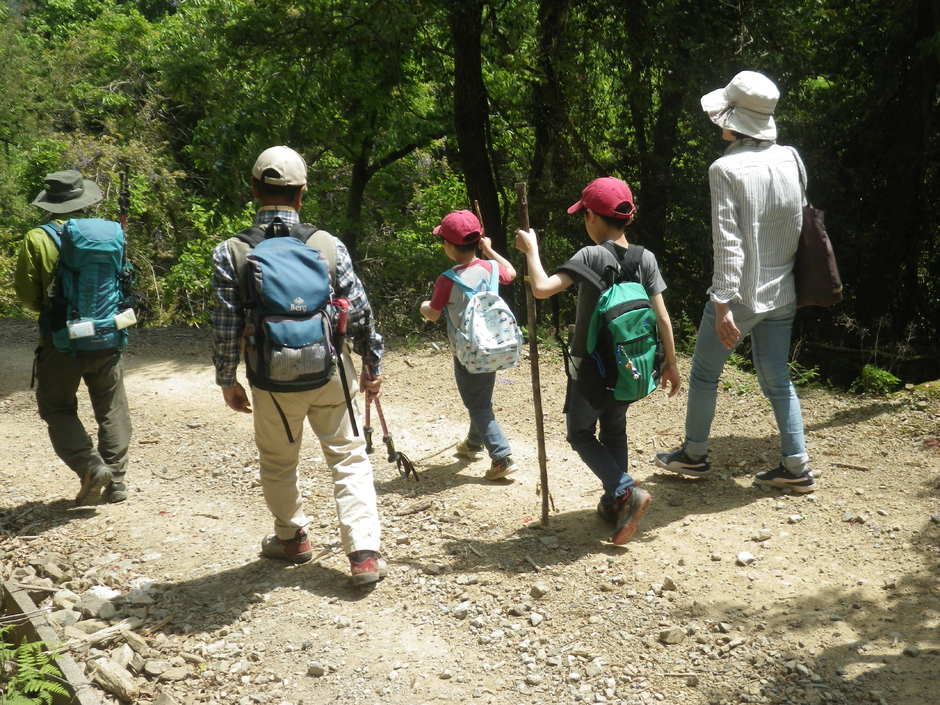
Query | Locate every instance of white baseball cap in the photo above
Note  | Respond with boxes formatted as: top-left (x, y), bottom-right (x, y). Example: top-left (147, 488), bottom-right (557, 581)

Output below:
top-left (252, 146), bottom-right (308, 187)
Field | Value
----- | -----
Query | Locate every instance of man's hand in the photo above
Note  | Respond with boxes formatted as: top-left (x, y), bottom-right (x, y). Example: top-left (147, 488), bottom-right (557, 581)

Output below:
top-left (514, 228), bottom-right (538, 254)
top-left (361, 370), bottom-right (382, 400)
top-left (659, 362), bottom-right (682, 398)
top-left (714, 302), bottom-right (740, 350)
top-left (222, 383), bottom-right (252, 413)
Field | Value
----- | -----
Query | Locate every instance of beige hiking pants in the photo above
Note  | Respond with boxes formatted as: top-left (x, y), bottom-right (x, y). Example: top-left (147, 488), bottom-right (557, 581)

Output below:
top-left (250, 354), bottom-right (380, 554)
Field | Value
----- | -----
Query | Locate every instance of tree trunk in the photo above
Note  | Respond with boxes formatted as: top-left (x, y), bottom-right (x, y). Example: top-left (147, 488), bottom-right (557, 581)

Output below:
top-left (449, 0), bottom-right (504, 251)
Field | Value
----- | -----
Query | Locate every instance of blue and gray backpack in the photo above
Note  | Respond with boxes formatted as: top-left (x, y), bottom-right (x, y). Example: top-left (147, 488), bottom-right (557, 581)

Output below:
top-left (39, 218), bottom-right (134, 354)
top-left (230, 219), bottom-right (338, 394)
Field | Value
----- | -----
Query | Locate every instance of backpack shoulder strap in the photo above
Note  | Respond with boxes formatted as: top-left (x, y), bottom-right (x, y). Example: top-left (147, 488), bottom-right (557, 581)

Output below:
top-left (39, 223), bottom-right (62, 250)
top-left (556, 250), bottom-right (606, 292)
top-left (442, 267), bottom-right (478, 296)
top-left (486, 260), bottom-right (500, 292)
top-left (297, 225), bottom-right (338, 282)
top-left (612, 243), bottom-right (645, 284)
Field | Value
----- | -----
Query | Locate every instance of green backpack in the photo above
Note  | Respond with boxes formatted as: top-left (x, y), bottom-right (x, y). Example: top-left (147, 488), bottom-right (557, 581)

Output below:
top-left (557, 243), bottom-right (662, 408)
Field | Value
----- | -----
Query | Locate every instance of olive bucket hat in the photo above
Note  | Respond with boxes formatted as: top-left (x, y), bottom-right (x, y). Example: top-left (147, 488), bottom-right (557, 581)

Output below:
top-left (31, 169), bottom-right (103, 214)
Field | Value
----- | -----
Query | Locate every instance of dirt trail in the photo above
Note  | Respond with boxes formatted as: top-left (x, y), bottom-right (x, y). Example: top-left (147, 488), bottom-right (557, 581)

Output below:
top-left (1, 317), bottom-right (938, 705)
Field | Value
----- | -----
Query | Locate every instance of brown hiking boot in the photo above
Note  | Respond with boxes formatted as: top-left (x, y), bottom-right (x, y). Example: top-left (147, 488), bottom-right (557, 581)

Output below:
top-left (261, 529), bottom-right (313, 564)
top-left (75, 465), bottom-right (111, 506)
top-left (611, 487), bottom-right (652, 545)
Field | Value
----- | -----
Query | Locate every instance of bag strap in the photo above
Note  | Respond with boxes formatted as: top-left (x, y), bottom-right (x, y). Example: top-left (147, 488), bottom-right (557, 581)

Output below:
top-left (602, 241), bottom-right (645, 286)
top-left (787, 146), bottom-right (809, 203)
top-left (442, 267), bottom-right (479, 297)
top-left (39, 222), bottom-right (62, 250)
top-left (486, 259), bottom-right (500, 292)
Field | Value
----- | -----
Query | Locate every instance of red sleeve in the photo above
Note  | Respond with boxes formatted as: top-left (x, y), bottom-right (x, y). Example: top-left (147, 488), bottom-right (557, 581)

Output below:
top-left (497, 262), bottom-right (513, 286)
top-left (429, 274), bottom-right (453, 311)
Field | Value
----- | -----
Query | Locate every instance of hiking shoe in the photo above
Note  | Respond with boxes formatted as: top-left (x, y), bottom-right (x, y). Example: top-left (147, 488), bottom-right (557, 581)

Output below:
top-left (106, 482), bottom-right (127, 504)
top-left (349, 550), bottom-right (388, 586)
top-left (75, 465), bottom-right (111, 506)
top-left (654, 446), bottom-right (711, 478)
top-left (485, 456), bottom-right (517, 480)
top-left (261, 529), bottom-right (313, 564)
top-left (455, 438), bottom-right (485, 460)
top-left (754, 466), bottom-right (816, 494)
top-left (611, 487), bottom-right (652, 545)
top-left (597, 499), bottom-right (617, 525)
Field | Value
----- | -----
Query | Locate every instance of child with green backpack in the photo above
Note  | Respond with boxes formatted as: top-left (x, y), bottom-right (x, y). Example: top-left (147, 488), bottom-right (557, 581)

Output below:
top-left (515, 177), bottom-right (681, 544)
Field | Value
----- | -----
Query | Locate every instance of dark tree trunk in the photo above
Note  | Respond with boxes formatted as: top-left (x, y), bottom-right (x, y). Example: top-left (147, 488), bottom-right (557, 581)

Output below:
top-left (344, 144), bottom-right (372, 261)
top-left (449, 0), bottom-right (504, 251)
top-left (528, 0), bottom-right (574, 232)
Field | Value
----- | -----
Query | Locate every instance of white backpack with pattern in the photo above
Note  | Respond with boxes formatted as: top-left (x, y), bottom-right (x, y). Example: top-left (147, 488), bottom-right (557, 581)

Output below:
top-left (444, 262), bottom-right (522, 373)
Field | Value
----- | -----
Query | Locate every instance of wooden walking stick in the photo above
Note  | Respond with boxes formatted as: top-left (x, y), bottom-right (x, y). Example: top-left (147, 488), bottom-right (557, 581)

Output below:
top-left (515, 182), bottom-right (550, 527)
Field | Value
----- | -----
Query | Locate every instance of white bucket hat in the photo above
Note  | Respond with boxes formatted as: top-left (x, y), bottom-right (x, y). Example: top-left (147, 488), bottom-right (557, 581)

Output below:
top-left (701, 71), bottom-right (779, 141)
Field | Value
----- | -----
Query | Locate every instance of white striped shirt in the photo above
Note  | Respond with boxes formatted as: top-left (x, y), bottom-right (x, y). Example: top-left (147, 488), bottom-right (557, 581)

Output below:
top-left (707, 140), bottom-right (807, 312)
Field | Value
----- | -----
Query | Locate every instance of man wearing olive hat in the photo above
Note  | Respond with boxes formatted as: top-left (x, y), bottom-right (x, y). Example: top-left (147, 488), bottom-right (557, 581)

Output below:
top-left (14, 169), bottom-right (132, 505)
top-left (656, 70), bottom-right (816, 493)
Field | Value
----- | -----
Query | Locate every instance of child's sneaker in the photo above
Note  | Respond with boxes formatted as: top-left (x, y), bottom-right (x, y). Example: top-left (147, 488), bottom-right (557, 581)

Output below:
top-left (455, 438), bottom-right (485, 460)
top-left (349, 550), bottom-right (388, 586)
top-left (485, 456), bottom-right (517, 480)
top-left (754, 466), bottom-right (816, 493)
top-left (597, 499), bottom-right (617, 524)
top-left (611, 487), bottom-right (652, 545)
top-left (261, 528), bottom-right (313, 564)
top-left (654, 445), bottom-right (711, 477)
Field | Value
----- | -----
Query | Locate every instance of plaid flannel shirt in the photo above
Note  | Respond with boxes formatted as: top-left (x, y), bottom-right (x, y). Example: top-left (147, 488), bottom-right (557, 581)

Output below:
top-left (211, 205), bottom-right (383, 387)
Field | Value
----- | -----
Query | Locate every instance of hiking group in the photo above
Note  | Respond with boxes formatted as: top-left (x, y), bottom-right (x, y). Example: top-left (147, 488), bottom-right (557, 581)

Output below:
top-left (15, 71), bottom-right (816, 587)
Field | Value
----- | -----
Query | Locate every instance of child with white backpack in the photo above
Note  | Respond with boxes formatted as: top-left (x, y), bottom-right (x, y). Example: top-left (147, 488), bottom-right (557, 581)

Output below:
top-left (420, 210), bottom-right (522, 480)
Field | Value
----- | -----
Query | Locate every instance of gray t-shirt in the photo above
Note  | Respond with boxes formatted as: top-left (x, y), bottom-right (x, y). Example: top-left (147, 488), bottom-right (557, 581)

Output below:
top-left (557, 242), bottom-right (666, 361)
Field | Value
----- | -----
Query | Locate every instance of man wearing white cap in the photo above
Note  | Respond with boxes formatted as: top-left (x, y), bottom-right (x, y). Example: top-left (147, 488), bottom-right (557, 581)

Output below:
top-left (656, 71), bottom-right (816, 493)
top-left (210, 146), bottom-right (388, 585)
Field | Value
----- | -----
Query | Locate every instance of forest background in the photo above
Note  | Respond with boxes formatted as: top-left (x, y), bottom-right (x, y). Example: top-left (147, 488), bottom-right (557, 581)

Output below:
top-left (0, 0), bottom-right (937, 388)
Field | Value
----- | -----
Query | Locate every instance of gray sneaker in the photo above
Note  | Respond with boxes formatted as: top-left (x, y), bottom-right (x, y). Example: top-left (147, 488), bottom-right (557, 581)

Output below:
top-left (75, 465), bottom-right (111, 506)
top-left (611, 487), bottom-right (652, 545)
top-left (455, 438), bottom-right (485, 460)
top-left (485, 456), bottom-right (517, 480)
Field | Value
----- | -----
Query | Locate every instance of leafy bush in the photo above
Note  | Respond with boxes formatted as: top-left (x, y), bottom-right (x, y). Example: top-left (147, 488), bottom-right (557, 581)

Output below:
top-left (0, 627), bottom-right (68, 705)
top-left (850, 364), bottom-right (901, 396)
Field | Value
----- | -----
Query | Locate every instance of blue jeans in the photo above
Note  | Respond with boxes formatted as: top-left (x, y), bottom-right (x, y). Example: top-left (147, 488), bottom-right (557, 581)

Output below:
top-left (453, 358), bottom-right (511, 461)
top-left (684, 300), bottom-right (808, 473)
top-left (565, 380), bottom-right (633, 505)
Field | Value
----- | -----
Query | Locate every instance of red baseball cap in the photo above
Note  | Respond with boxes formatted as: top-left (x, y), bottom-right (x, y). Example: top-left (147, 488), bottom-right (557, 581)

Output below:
top-left (433, 210), bottom-right (483, 245)
top-left (567, 177), bottom-right (636, 219)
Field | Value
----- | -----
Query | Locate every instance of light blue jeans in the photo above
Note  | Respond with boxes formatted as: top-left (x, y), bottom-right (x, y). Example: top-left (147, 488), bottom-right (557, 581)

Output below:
top-left (453, 358), bottom-right (511, 462)
top-left (684, 300), bottom-right (808, 474)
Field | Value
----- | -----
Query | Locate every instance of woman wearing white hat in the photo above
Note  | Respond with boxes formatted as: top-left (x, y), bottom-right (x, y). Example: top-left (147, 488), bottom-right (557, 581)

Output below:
top-left (655, 70), bottom-right (815, 493)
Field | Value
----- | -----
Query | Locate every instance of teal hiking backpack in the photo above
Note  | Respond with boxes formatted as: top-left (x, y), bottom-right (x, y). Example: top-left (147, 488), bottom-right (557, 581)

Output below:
top-left (39, 218), bottom-right (135, 354)
top-left (556, 243), bottom-right (662, 408)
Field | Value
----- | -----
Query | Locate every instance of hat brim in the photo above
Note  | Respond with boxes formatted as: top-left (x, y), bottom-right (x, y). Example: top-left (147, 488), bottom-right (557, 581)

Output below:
top-left (566, 199), bottom-right (585, 215)
top-left (31, 179), bottom-right (103, 214)
top-left (701, 87), bottom-right (777, 140)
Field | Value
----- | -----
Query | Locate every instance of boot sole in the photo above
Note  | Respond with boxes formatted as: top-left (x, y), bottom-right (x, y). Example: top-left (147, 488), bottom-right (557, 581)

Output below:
top-left (611, 491), bottom-right (652, 545)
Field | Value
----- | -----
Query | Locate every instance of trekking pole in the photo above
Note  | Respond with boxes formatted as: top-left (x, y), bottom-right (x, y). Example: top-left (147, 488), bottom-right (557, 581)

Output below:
top-left (331, 298), bottom-right (359, 437)
top-left (119, 162), bottom-right (129, 231)
top-left (516, 182), bottom-right (551, 527)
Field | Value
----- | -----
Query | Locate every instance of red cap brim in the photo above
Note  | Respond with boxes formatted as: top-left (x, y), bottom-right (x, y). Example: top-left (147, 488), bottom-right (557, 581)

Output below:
top-left (567, 200), bottom-right (585, 214)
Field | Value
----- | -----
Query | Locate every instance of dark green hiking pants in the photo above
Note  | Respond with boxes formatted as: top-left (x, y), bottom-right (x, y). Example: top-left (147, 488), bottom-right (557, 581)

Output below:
top-left (35, 344), bottom-right (132, 484)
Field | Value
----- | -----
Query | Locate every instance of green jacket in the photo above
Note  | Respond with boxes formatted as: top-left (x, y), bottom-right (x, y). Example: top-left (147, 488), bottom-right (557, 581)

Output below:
top-left (14, 222), bottom-right (62, 312)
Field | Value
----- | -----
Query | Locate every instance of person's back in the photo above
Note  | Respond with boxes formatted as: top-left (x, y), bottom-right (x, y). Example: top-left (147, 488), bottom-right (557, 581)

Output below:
top-left (210, 146), bottom-right (388, 587)
top-left (419, 209), bottom-right (519, 481)
top-left (515, 177), bottom-right (681, 545)
top-left (14, 170), bottom-right (132, 505)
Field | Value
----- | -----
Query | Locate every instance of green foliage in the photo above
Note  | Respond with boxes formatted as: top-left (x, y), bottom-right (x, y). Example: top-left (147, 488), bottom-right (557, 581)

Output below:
top-left (850, 364), bottom-right (902, 396)
top-left (0, 627), bottom-right (68, 705)
top-left (788, 359), bottom-right (821, 388)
